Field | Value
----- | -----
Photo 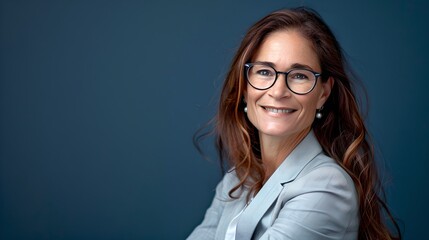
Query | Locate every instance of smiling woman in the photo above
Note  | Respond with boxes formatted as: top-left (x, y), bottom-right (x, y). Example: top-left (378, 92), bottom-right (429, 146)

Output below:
top-left (243, 30), bottom-right (333, 177)
top-left (187, 7), bottom-right (401, 240)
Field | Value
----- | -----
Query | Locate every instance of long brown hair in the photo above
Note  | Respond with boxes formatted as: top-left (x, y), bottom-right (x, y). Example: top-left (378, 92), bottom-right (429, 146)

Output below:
top-left (197, 7), bottom-right (401, 240)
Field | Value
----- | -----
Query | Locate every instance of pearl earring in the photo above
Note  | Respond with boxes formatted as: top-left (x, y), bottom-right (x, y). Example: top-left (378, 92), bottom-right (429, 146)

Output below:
top-left (244, 106), bottom-right (248, 113)
top-left (316, 106), bottom-right (323, 119)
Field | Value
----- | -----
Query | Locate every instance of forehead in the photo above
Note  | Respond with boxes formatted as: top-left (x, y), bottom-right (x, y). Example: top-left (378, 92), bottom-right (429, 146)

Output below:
top-left (252, 30), bottom-right (320, 71)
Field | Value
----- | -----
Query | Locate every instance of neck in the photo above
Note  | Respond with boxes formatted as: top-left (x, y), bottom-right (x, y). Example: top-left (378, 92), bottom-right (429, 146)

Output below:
top-left (260, 128), bottom-right (311, 180)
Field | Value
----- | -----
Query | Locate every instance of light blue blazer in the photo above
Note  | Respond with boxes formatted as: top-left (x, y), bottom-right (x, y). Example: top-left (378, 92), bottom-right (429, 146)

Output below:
top-left (187, 131), bottom-right (359, 240)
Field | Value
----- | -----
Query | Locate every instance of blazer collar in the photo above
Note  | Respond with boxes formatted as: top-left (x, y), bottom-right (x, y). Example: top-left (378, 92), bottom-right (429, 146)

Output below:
top-left (235, 130), bottom-right (323, 240)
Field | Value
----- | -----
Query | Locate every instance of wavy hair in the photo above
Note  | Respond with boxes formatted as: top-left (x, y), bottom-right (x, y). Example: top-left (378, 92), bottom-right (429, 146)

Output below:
top-left (196, 7), bottom-right (401, 240)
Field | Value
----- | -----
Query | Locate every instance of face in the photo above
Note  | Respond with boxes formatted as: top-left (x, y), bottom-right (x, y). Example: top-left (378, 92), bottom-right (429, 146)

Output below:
top-left (244, 30), bottom-right (332, 141)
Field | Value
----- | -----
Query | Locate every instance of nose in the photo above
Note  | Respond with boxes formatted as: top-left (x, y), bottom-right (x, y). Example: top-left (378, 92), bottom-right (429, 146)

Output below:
top-left (268, 74), bottom-right (291, 99)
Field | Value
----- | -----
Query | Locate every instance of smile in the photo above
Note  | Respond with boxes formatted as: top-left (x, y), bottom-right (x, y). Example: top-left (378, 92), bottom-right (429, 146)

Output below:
top-left (264, 107), bottom-right (296, 113)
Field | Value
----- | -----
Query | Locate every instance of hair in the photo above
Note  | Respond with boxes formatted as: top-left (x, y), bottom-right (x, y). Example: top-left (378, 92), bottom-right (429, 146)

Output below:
top-left (195, 7), bottom-right (401, 240)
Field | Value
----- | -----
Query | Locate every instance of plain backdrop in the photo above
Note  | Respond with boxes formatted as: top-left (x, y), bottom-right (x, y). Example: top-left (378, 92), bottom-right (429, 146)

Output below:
top-left (1, 0), bottom-right (428, 239)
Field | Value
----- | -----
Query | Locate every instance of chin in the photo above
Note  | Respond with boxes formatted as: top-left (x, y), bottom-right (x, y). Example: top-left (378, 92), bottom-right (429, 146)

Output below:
top-left (260, 127), bottom-right (292, 137)
top-left (260, 124), bottom-right (310, 138)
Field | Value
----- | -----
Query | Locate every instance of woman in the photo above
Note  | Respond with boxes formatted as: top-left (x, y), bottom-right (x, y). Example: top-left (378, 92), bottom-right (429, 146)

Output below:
top-left (187, 7), bottom-right (401, 240)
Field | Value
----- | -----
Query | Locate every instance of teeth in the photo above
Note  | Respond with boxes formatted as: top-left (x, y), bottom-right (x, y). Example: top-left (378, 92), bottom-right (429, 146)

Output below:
top-left (265, 107), bottom-right (294, 113)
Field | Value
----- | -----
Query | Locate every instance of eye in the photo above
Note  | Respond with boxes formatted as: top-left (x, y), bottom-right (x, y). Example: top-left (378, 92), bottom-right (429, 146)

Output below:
top-left (290, 72), bottom-right (310, 80)
top-left (255, 68), bottom-right (275, 77)
top-left (288, 70), bottom-right (312, 81)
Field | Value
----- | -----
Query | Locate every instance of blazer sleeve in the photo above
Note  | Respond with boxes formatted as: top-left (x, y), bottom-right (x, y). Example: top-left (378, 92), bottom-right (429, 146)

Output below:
top-left (186, 176), bottom-right (228, 240)
top-left (258, 164), bottom-right (359, 240)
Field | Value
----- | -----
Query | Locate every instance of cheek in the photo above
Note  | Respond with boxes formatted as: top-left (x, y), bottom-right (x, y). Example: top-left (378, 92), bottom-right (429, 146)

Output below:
top-left (304, 97), bottom-right (319, 109)
top-left (244, 89), bottom-right (263, 123)
top-left (296, 94), bottom-right (321, 118)
top-left (302, 86), bottom-right (324, 108)
top-left (245, 87), bottom-right (263, 106)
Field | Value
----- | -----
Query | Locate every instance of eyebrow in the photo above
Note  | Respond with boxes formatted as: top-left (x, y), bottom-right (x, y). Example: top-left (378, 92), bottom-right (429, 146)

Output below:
top-left (254, 61), bottom-right (316, 71)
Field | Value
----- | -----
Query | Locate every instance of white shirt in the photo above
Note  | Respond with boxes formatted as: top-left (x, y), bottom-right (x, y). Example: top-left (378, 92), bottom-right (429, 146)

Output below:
top-left (225, 198), bottom-right (253, 240)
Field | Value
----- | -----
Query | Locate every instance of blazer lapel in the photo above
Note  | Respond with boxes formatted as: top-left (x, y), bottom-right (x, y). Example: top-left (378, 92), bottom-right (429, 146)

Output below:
top-left (235, 131), bottom-right (323, 240)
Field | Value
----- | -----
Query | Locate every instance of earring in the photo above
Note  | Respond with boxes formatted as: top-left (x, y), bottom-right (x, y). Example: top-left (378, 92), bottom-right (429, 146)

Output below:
top-left (316, 107), bottom-right (323, 119)
top-left (244, 106), bottom-right (248, 113)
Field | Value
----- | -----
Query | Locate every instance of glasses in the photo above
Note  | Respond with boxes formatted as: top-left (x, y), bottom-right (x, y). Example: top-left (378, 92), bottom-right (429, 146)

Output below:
top-left (244, 63), bottom-right (321, 95)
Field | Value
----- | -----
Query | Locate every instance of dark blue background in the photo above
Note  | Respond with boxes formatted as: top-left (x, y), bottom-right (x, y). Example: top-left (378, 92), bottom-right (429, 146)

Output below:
top-left (1, 0), bottom-right (428, 239)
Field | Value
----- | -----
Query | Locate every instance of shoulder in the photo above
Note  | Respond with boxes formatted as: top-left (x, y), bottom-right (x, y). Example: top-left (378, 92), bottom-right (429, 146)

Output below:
top-left (299, 153), bottom-right (354, 187)
top-left (260, 154), bottom-right (360, 239)
top-left (212, 169), bottom-right (242, 200)
top-left (281, 153), bottom-right (357, 205)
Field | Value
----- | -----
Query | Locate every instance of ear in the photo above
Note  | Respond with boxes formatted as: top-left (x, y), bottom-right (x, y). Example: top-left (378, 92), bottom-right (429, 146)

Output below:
top-left (317, 77), bottom-right (334, 108)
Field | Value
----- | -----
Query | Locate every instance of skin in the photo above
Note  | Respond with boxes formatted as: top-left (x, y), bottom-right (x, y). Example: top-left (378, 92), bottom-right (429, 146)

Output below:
top-left (244, 30), bottom-right (334, 179)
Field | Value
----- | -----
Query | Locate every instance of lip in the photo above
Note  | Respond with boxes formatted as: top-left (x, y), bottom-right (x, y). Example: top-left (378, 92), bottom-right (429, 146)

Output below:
top-left (261, 105), bottom-right (297, 114)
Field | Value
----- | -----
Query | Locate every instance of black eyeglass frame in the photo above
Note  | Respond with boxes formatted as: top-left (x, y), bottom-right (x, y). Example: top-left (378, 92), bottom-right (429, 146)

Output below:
top-left (244, 63), bottom-right (322, 95)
